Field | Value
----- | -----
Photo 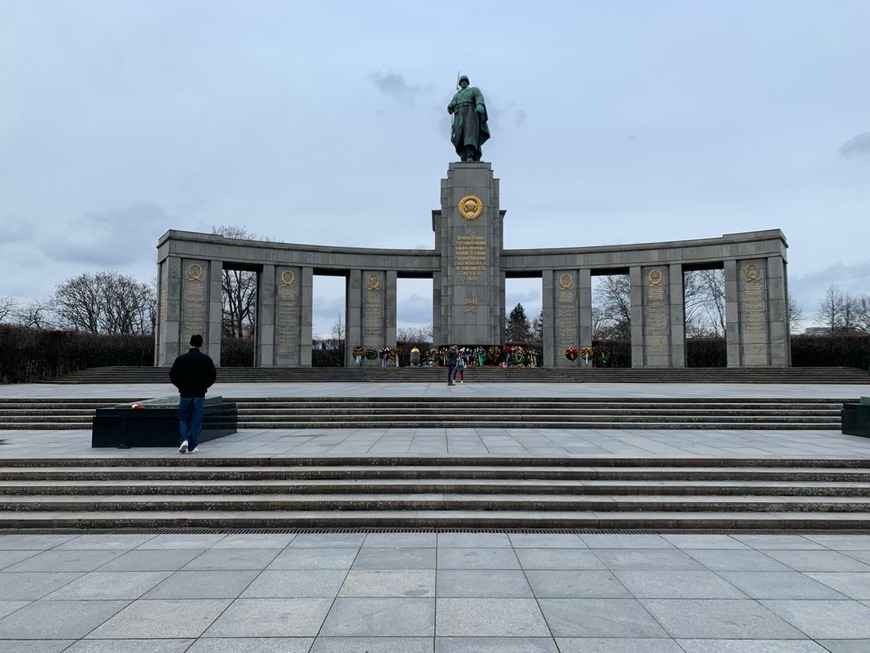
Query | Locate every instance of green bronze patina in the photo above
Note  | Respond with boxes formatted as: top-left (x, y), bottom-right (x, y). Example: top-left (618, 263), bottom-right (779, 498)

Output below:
top-left (448, 75), bottom-right (490, 162)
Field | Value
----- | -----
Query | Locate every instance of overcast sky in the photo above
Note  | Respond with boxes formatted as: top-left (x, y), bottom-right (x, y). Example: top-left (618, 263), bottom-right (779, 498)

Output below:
top-left (2, 0), bottom-right (869, 337)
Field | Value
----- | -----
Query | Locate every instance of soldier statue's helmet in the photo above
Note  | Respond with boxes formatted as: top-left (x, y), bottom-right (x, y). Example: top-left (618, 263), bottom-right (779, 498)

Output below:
top-left (459, 75), bottom-right (469, 83)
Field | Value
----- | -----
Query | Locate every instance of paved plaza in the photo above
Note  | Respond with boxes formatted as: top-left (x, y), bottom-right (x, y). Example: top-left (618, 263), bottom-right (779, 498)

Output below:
top-left (0, 381), bottom-right (869, 650)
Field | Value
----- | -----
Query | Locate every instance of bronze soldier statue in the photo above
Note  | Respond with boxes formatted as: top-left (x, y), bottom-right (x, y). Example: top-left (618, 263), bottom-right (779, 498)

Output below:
top-left (448, 75), bottom-right (490, 162)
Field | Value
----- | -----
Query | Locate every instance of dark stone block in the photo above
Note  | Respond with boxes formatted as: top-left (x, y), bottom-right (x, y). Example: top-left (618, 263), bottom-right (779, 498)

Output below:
top-left (841, 401), bottom-right (870, 437)
top-left (92, 395), bottom-right (237, 448)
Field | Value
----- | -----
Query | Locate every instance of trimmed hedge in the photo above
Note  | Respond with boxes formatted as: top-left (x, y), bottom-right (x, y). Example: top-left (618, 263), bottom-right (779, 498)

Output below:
top-left (0, 325), bottom-right (153, 383)
top-left (2, 327), bottom-right (869, 383)
top-left (791, 334), bottom-right (870, 369)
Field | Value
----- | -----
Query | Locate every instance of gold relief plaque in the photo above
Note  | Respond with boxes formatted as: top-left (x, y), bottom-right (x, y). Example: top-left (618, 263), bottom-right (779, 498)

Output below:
top-left (559, 273), bottom-right (574, 289)
top-left (648, 269), bottom-right (663, 286)
top-left (187, 263), bottom-right (203, 281)
top-left (280, 270), bottom-right (295, 286)
top-left (744, 264), bottom-right (761, 281)
top-left (458, 195), bottom-right (483, 221)
top-left (367, 274), bottom-right (381, 290)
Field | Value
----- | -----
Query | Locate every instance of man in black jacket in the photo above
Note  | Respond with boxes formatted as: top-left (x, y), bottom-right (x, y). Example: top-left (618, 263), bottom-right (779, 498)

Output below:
top-left (169, 334), bottom-right (216, 454)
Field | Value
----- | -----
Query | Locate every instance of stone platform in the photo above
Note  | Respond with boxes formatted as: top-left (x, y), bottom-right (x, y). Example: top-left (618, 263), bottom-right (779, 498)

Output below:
top-left (91, 395), bottom-right (237, 448)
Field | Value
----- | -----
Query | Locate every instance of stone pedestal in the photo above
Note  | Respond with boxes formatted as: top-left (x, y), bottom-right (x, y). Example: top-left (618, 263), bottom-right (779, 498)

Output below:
top-left (433, 163), bottom-right (504, 346)
top-left (92, 396), bottom-right (237, 448)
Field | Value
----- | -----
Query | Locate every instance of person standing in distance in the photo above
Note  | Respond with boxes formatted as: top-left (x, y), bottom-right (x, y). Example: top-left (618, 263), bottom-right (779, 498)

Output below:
top-left (446, 344), bottom-right (459, 387)
top-left (169, 334), bottom-right (216, 454)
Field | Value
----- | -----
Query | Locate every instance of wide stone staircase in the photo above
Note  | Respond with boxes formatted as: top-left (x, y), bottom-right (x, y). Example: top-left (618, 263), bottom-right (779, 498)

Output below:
top-left (51, 365), bottom-right (869, 384)
top-left (0, 456), bottom-right (869, 530)
top-left (0, 396), bottom-right (851, 430)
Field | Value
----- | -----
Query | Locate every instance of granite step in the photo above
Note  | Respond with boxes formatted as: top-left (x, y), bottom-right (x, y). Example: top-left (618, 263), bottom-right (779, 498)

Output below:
top-left (4, 493), bottom-right (870, 513)
top-left (1, 465), bottom-right (868, 482)
top-left (3, 478), bottom-right (868, 497)
top-left (1, 509), bottom-right (869, 530)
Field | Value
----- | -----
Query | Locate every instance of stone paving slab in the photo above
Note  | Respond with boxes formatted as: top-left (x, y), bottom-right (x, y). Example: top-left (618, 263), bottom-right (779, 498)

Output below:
top-left (0, 531), bottom-right (868, 647)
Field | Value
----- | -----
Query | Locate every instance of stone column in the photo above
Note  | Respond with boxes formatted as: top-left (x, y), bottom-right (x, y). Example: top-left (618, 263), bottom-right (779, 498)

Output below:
top-left (256, 264), bottom-right (276, 366)
top-left (668, 263), bottom-right (686, 367)
top-left (347, 270), bottom-right (393, 364)
top-left (631, 264), bottom-right (675, 368)
top-left (578, 269), bottom-right (593, 358)
top-left (346, 270), bottom-right (362, 366)
top-left (299, 266), bottom-right (314, 367)
top-left (155, 255), bottom-right (182, 366)
top-left (160, 258), bottom-right (217, 365)
top-left (206, 260), bottom-right (222, 367)
top-left (434, 162), bottom-right (504, 346)
top-left (767, 256), bottom-right (790, 367)
top-left (550, 270), bottom-right (582, 367)
top-left (724, 259), bottom-right (739, 366)
top-left (263, 265), bottom-right (307, 366)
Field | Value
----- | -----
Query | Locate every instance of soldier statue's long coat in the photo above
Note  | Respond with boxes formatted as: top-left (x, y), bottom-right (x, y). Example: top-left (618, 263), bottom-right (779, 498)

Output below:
top-left (448, 85), bottom-right (490, 159)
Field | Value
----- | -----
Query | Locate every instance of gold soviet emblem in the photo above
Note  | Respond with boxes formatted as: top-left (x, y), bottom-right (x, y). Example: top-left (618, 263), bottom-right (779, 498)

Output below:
top-left (458, 195), bottom-right (483, 221)
top-left (648, 269), bottom-right (663, 286)
top-left (744, 264), bottom-right (760, 281)
top-left (367, 274), bottom-right (381, 290)
top-left (280, 270), bottom-right (295, 286)
top-left (559, 273), bottom-right (574, 289)
top-left (187, 263), bottom-right (203, 281)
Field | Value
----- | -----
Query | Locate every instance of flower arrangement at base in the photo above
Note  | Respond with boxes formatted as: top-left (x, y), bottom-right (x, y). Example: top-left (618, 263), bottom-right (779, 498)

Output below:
top-left (364, 347), bottom-right (378, 361)
top-left (487, 346), bottom-right (501, 365)
top-left (528, 349), bottom-right (539, 367)
top-left (593, 347), bottom-right (611, 367)
top-left (390, 346), bottom-right (401, 367)
top-left (352, 346), bottom-right (364, 365)
top-left (565, 346), bottom-right (578, 361)
top-left (473, 346), bottom-right (486, 366)
top-left (580, 346), bottom-right (593, 366)
top-left (427, 348), bottom-right (440, 365)
top-left (511, 345), bottom-right (525, 366)
top-left (379, 347), bottom-right (391, 367)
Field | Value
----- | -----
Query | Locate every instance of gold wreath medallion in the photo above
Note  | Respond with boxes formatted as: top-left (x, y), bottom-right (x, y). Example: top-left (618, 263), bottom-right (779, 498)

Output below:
top-left (458, 195), bottom-right (483, 221)
top-left (187, 263), bottom-right (203, 281)
top-left (280, 270), bottom-right (295, 287)
top-left (559, 273), bottom-right (574, 289)
top-left (367, 274), bottom-right (381, 290)
top-left (648, 269), bottom-right (663, 286)
top-left (744, 264), bottom-right (760, 281)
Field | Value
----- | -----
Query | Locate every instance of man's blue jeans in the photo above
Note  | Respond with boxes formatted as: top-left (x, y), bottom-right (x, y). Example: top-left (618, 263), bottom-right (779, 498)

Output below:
top-left (178, 397), bottom-right (205, 449)
top-left (447, 364), bottom-right (456, 384)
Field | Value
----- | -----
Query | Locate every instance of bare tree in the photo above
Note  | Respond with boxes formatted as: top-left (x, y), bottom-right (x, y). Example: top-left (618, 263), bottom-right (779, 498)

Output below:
top-left (854, 295), bottom-right (870, 333)
top-left (592, 275), bottom-right (631, 340)
top-left (684, 269), bottom-right (725, 338)
top-left (397, 325), bottom-right (433, 343)
top-left (0, 296), bottom-right (17, 323)
top-left (787, 294), bottom-right (804, 334)
top-left (818, 285), bottom-right (846, 334)
top-left (14, 299), bottom-right (55, 329)
top-left (213, 225), bottom-right (263, 337)
top-left (53, 272), bottom-right (155, 334)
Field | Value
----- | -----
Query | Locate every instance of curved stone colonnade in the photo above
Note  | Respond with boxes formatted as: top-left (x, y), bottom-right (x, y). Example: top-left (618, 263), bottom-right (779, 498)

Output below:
top-left (155, 164), bottom-right (789, 368)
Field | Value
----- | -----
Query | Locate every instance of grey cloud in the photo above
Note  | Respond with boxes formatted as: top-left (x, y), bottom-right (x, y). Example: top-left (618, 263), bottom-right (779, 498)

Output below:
top-left (839, 132), bottom-right (870, 158)
top-left (45, 202), bottom-right (175, 267)
top-left (370, 71), bottom-right (424, 105)
top-left (789, 261), bottom-right (870, 314)
top-left (515, 110), bottom-right (527, 127)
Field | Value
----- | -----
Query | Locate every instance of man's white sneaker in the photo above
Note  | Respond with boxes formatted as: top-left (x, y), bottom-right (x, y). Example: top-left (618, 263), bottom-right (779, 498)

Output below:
top-left (189, 447), bottom-right (200, 454)
top-left (179, 441), bottom-right (188, 454)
